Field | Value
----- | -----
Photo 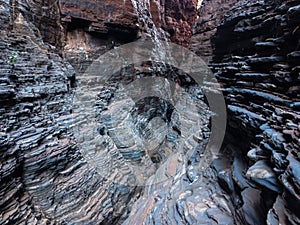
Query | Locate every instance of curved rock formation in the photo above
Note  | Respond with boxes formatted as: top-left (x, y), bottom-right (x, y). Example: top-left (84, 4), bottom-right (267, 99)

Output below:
top-left (0, 0), bottom-right (299, 224)
top-left (202, 0), bottom-right (300, 224)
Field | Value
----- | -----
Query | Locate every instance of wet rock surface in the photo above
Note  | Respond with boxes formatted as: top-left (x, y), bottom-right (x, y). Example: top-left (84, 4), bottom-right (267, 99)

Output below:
top-left (59, 0), bottom-right (197, 47)
top-left (58, 0), bottom-right (198, 93)
top-left (1, 0), bottom-right (300, 224)
top-left (0, 0), bottom-right (230, 224)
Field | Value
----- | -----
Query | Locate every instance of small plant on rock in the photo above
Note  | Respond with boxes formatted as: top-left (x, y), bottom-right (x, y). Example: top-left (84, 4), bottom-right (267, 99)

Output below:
top-left (7, 51), bottom-right (18, 67)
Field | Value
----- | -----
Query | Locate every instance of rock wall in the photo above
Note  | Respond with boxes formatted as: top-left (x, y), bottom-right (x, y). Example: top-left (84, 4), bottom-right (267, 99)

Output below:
top-left (190, 0), bottom-right (239, 62)
top-left (0, 2), bottom-right (74, 223)
top-left (59, 0), bottom-right (138, 42)
top-left (163, 0), bottom-right (198, 45)
top-left (203, 0), bottom-right (300, 224)
top-left (1, 0), bottom-right (300, 224)
top-left (0, 0), bottom-right (231, 224)
top-left (59, 0), bottom-right (197, 49)
top-left (18, 0), bottom-right (64, 51)
top-left (0, 4), bottom-right (231, 223)
top-left (58, 0), bottom-right (198, 88)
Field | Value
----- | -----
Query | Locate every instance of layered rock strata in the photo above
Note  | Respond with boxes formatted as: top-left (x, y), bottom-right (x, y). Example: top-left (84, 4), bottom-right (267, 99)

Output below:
top-left (18, 0), bottom-right (64, 51)
top-left (1, 0), bottom-right (300, 224)
top-left (190, 0), bottom-right (239, 62)
top-left (202, 0), bottom-right (300, 224)
top-left (0, 1), bottom-right (233, 224)
top-left (59, 0), bottom-right (197, 47)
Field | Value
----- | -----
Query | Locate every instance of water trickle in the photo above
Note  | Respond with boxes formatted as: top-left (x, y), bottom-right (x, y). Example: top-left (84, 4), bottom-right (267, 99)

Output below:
top-left (130, 0), bottom-right (170, 62)
top-left (72, 1), bottom-right (223, 190)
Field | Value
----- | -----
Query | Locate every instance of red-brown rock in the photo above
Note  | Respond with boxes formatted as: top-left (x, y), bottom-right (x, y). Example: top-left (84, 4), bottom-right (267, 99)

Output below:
top-left (59, 0), bottom-right (198, 46)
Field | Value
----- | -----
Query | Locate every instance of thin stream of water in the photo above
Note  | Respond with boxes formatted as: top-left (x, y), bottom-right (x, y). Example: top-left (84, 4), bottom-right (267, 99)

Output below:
top-left (130, 0), bottom-right (170, 62)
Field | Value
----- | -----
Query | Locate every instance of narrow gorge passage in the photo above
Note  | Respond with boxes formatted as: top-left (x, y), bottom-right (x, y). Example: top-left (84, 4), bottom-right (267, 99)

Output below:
top-left (0, 0), bottom-right (299, 225)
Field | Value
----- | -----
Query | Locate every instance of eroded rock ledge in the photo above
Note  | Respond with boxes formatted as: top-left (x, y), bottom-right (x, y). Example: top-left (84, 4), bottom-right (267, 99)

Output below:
top-left (200, 0), bottom-right (300, 224)
top-left (0, 0), bottom-right (299, 224)
top-left (20, 0), bottom-right (197, 48)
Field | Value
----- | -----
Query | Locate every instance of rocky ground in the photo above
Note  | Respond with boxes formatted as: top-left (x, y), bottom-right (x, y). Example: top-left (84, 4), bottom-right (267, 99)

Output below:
top-left (0, 0), bottom-right (299, 224)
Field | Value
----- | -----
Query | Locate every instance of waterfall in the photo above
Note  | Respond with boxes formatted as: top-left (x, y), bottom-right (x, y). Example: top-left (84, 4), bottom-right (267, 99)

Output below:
top-left (72, 0), bottom-right (220, 189)
top-left (130, 0), bottom-right (170, 61)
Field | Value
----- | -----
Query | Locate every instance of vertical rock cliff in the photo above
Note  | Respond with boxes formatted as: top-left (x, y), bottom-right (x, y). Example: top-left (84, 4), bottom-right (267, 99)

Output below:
top-left (190, 0), bottom-right (239, 62)
top-left (193, 0), bottom-right (300, 224)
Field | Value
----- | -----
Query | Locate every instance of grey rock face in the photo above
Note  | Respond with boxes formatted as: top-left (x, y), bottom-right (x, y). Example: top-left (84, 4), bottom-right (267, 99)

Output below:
top-left (202, 0), bottom-right (300, 224)
top-left (1, 0), bottom-right (299, 224)
top-left (0, 1), bottom-right (231, 224)
top-left (0, 8), bottom-right (74, 225)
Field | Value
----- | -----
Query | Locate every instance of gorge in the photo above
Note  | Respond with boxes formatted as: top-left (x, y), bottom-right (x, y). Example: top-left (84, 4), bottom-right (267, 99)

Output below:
top-left (0, 0), bottom-right (299, 224)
